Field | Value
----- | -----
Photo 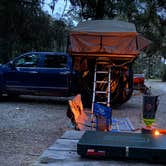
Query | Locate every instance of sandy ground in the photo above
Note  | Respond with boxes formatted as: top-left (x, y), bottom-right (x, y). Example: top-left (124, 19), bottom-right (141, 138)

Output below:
top-left (0, 80), bottom-right (165, 166)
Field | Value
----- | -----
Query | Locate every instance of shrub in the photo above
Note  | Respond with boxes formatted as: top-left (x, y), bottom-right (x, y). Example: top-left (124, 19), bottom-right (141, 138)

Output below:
top-left (161, 65), bottom-right (166, 82)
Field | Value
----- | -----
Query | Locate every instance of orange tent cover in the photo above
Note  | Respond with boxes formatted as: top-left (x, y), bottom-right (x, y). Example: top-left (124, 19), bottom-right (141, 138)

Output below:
top-left (68, 20), bottom-right (151, 60)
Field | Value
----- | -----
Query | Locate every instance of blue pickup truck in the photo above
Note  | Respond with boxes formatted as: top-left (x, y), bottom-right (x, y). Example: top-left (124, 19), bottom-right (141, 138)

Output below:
top-left (0, 52), bottom-right (75, 97)
top-left (0, 51), bottom-right (140, 107)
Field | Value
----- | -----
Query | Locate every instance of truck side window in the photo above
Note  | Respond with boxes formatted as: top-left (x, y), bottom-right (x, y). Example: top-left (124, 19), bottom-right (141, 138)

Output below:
top-left (14, 54), bottom-right (38, 67)
top-left (44, 55), bottom-right (67, 68)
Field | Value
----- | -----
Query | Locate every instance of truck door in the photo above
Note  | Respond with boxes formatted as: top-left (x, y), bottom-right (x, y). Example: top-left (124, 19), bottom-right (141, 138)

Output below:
top-left (4, 53), bottom-right (40, 93)
top-left (39, 53), bottom-right (72, 96)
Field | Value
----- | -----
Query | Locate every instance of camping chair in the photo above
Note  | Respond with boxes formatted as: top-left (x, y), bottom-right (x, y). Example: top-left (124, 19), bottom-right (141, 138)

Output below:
top-left (68, 94), bottom-right (93, 130)
top-left (67, 94), bottom-right (112, 131)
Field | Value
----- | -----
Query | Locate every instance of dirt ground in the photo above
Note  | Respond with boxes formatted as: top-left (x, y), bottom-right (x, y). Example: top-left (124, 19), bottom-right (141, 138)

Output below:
top-left (0, 80), bottom-right (165, 166)
top-left (0, 96), bottom-right (70, 166)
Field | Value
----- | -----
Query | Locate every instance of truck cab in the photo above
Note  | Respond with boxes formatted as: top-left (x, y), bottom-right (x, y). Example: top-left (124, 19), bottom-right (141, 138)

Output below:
top-left (0, 52), bottom-right (73, 97)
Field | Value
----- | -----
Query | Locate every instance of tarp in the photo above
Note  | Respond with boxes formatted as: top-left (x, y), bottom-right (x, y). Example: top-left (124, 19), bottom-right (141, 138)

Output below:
top-left (68, 20), bottom-right (151, 60)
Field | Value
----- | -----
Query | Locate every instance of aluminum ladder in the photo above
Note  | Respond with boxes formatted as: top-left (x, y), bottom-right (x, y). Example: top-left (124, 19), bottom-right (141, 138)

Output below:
top-left (91, 59), bottom-right (111, 115)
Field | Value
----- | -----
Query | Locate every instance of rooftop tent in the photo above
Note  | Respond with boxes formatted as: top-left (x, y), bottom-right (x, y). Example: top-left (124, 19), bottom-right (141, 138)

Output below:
top-left (68, 20), bottom-right (151, 60)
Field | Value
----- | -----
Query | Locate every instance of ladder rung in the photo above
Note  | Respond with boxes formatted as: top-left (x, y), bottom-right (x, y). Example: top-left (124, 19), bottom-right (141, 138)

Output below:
top-left (96, 71), bottom-right (108, 74)
top-left (96, 102), bottom-right (107, 104)
top-left (96, 81), bottom-right (108, 83)
top-left (95, 91), bottom-right (107, 94)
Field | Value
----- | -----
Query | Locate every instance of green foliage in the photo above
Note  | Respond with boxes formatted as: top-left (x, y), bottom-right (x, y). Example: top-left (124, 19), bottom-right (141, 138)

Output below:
top-left (161, 64), bottom-right (166, 82)
top-left (134, 0), bottom-right (165, 55)
top-left (0, 0), bottom-right (68, 63)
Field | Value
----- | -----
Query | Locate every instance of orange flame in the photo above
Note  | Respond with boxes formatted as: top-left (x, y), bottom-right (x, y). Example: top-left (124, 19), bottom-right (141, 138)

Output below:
top-left (154, 130), bottom-right (160, 136)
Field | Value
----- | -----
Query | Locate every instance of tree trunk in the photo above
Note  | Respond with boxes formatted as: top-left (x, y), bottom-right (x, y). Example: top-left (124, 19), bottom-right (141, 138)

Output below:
top-left (95, 0), bottom-right (105, 19)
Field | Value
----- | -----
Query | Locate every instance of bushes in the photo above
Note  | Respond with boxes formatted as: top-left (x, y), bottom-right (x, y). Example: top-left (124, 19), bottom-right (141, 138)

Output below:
top-left (0, 1), bottom-right (68, 63)
top-left (161, 65), bottom-right (166, 82)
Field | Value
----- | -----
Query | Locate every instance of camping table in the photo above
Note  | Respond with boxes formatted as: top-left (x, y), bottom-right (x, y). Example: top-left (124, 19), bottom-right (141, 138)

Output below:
top-left (33, 130), bottom-right (158, 166)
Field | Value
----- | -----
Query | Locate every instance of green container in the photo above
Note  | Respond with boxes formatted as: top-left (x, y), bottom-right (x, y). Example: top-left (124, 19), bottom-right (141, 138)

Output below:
top-left (143, 95), bottom-right (159, 127)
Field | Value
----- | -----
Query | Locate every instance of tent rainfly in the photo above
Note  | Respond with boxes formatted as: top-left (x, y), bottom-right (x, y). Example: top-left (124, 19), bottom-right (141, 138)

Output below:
top-left (68, 20), bottom-right (151, 60)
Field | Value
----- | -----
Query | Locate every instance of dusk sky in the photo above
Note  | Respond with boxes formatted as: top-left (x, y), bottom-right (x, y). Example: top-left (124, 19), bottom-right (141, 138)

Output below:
top-left (43, 0), bottom-right (70, 19)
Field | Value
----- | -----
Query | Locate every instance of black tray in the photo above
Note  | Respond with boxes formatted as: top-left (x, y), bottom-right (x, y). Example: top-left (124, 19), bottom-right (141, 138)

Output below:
top-left (77, 131), bottom-right (166, 163)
